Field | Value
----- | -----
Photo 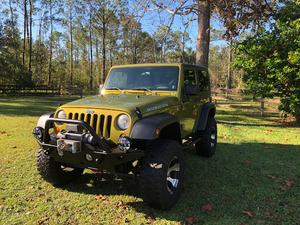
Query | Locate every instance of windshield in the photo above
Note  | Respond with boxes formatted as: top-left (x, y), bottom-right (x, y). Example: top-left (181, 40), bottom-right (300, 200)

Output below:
top-left (105, 66), bottom-right (179, 91)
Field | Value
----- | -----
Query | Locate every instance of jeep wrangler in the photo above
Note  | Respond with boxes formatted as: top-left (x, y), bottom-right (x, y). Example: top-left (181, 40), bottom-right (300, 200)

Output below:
top-left (33, 63), bottom-right (217, 210)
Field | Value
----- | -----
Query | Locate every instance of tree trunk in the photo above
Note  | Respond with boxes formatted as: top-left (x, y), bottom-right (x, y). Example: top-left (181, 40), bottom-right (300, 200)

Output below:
top-left (109, 41), bottom-right (113, 67)
top-left (101, 14), bottom-right (106, 84)
top-left (89, 9), bottom-right (93, 90)
top-left (196, 0), bottom-right (210, 66)
top-left (95, 38), bottom-right (100, 82)
top-left (48, 0), bottom-right (53, 86)
top-left (260, 97), bottom-right (265, 117)
top-left (38, 17), bottom-right (42, 78)
top-left (69, 3), bottom-right (74, 85)
top-left (29, 0), bottom-right (33, 81)
top-left (152, 37), bottom-right (157, 63)
top-left (23, 0), bottom-right (27, 66)
top-left (9, 0), bottom-right (14, 26)
top-left (226, 40), bottom-right (233, 97)
top-left (295, 115), bottom-right (300, 125)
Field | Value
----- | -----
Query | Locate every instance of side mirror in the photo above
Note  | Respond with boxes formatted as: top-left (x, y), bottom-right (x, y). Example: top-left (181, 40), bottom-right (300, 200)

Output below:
top-left (99, 84), bottom-right (104, 95)
top-left (184, 84), bottom-right (200, 95)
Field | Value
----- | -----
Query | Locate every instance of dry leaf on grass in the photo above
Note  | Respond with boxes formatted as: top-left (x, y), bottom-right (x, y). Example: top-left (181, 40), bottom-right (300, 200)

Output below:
top-left (116, 201), bottom-right (128, 209)
top-left (244, 160), bottom-right (252, 165)
top-left (242, 210), bottom-right (254, 218)
top-left (182, 216), bottom-right (199, 225)
top-left (267, 175), bottom-right (276, 179)
top-left (95, 194), bottom-right (108, 201)
top-left (280, 179), bottom-right (295, 191)
top-left (201, 203), bottom-right (214, 213)
top-left (37, 216), bottom-right (49, 225)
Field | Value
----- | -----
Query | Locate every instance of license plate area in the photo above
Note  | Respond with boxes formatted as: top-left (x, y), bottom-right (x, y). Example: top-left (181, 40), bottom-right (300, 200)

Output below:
top-left (57, 139), bottom-right (81, 156)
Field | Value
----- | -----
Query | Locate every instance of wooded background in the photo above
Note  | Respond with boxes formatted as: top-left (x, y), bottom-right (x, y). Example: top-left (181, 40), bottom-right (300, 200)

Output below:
top-left (0, 0), bottom-right (299, 121)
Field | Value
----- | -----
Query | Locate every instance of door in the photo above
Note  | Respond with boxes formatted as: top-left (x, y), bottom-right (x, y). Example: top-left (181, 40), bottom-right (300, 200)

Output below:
top-left (179, 67), bottom-right (200, 137)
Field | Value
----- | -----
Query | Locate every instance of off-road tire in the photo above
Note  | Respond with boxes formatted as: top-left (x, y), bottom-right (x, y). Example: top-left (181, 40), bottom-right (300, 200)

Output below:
top-left (36, 149), bottom-right (83, 186)
top-left (195, 117), bottom-right (217, 157)
top-left (140, 140), bottom-right (185, 210)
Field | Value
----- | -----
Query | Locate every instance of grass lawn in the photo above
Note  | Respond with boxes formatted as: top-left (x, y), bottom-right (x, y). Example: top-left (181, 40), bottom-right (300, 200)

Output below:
top-left (0, 95), bottom-right (299, 225)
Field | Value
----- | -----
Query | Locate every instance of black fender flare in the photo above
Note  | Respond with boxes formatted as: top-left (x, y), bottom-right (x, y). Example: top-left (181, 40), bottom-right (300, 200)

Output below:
top-left (196, 103), bottom-right (216, 132)
top-left (130, 113), bottom-right (179, 140)
top-left (37, 112), bottom-right (54, 129)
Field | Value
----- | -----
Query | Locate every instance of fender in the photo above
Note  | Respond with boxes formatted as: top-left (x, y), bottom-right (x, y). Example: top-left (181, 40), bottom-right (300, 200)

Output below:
top-left (196, 103), bottom-right (216, 132)
top-left (37, 112), bottom-right (54, 129)
top-left (130, 113), bottom-right (178, 140)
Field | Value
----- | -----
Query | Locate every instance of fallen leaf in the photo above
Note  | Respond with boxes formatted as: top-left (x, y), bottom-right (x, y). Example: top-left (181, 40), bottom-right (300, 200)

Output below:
top-left (37, 216), bottom-right (49, 225)
top-left (244, 160), bottom-right (252, 165)
top-left (280, 179), bottom-right (295, 191)
top-left (285, 179), bottom-right (295, 188)
top-left (201, 203), bottom-right (214, 213)
top-left (242, 210), bottom-right (254, 218)
top-left (267, 175), bottom-right (276, 179)
top-left (95, 194), bottom-right (108, 201)
top-left (182, 216), bottom-right (199, 225)
top-left (116, 201), bottom-right (128, 209)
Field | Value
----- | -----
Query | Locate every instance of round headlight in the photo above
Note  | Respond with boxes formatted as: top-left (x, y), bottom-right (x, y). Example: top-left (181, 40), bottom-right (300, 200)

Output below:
top-left (57, 110), bottom-right (67, 119)
top-left (117, 114), bottom-right (130, 130)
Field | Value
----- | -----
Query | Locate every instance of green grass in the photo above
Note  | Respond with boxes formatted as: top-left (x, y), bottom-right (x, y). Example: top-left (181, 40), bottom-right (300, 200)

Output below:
top-left (0, 96), bottom-right (299, 225)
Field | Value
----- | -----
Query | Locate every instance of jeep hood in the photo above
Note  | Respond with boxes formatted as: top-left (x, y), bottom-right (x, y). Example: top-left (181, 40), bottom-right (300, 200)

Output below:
top-left (61, 94), bottom-right (179, 114)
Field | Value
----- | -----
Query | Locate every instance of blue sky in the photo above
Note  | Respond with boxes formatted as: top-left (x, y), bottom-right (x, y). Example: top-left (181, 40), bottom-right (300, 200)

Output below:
top-left (130, 1), bottom-right (228, 48)
top-left (0, 0), bottom-right (228, 49)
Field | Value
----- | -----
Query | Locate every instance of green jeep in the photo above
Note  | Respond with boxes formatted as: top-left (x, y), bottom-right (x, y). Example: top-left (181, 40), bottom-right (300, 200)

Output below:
top-left (33, 63), bottom-right (217, 210)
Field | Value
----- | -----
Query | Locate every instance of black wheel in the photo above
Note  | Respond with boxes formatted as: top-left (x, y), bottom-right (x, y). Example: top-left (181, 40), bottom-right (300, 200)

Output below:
top-left (140, 140), bottom-right (185, 210)
top-left (36, 149), bottom-right (83, 187)
top-left (195, 117), bottom-right (217, 157)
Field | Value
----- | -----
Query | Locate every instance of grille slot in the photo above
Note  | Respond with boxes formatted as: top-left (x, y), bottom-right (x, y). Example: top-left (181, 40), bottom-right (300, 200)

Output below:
top-left (69, 112), bottom-right (112, 139)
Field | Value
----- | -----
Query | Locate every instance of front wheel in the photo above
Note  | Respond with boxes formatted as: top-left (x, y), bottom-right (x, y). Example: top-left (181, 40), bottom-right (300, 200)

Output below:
top-left (140, 140), bottom-right (185, 210)
top-left (36, 149), bottom-right (83, 186)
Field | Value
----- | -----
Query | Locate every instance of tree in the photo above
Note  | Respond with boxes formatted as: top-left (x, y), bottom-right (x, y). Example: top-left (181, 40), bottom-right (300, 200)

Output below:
top-left (234, 1), bottom-right (300, 123)
top-left (0, 20), bottom-right (29, 85)
top-left (144, 0), bottom-right (275, 66)
top-left (41, 0), bottom-right (62, 86)
top-left (91, 0), bottom-right (124, 84)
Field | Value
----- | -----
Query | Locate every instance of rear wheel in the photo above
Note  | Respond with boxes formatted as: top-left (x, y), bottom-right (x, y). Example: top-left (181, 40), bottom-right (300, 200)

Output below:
top-left (36, 149), bottom-right (83, 186)
top-left (195, 117), bottom-right (217, 157)
top-left (140, 140), bottom-right (185, 210)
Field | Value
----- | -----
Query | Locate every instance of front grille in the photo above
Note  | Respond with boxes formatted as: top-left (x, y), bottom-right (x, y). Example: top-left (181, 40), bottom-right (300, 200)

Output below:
top-left (68, 112), bottom-right (112, 139)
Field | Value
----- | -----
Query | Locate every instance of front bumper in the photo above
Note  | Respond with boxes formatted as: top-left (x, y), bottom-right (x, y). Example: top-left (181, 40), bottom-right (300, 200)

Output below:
top-left (33, 118), bottom-right (144, 171)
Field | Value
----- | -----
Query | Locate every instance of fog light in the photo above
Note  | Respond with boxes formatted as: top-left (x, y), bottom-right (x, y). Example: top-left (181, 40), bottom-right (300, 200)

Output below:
top-left (118, 136), bottom-right (131, 152)
top-left (85, 154), bottom-right (93, 161)
top-left (33, 127), bottom-right (44, 141)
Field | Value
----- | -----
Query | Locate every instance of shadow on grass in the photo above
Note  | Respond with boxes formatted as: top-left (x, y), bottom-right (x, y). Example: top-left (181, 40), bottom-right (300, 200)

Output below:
top-left (0, 96), bottom-right (79, 116)
top-left (62, 142), bottom-right (300, 224)
top-left (215, 108), bottom-right (299, 128)
top-left (217, 121), bottom-right (290, 128)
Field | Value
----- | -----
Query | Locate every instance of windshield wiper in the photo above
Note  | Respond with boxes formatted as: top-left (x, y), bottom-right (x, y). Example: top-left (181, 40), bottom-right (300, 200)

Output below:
top-left (131, 88), bottom-right (154, 94)
top-left (106, 87), bottom-right (122, 91)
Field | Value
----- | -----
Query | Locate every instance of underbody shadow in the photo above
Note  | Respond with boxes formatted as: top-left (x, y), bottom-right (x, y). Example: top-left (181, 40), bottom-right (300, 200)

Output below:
top-left (62, 142), bottom-right (300, 224)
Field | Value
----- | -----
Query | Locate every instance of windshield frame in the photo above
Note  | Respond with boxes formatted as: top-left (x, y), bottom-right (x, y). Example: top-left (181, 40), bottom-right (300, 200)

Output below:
top-left (103, 65), bottom-right (181, 93)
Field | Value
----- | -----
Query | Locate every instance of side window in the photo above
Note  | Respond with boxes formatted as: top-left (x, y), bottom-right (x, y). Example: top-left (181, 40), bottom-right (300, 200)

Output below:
top-left (197, 70), bottom-right (210, 91)
top-left (184, 68), bottom-right (196, 85)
